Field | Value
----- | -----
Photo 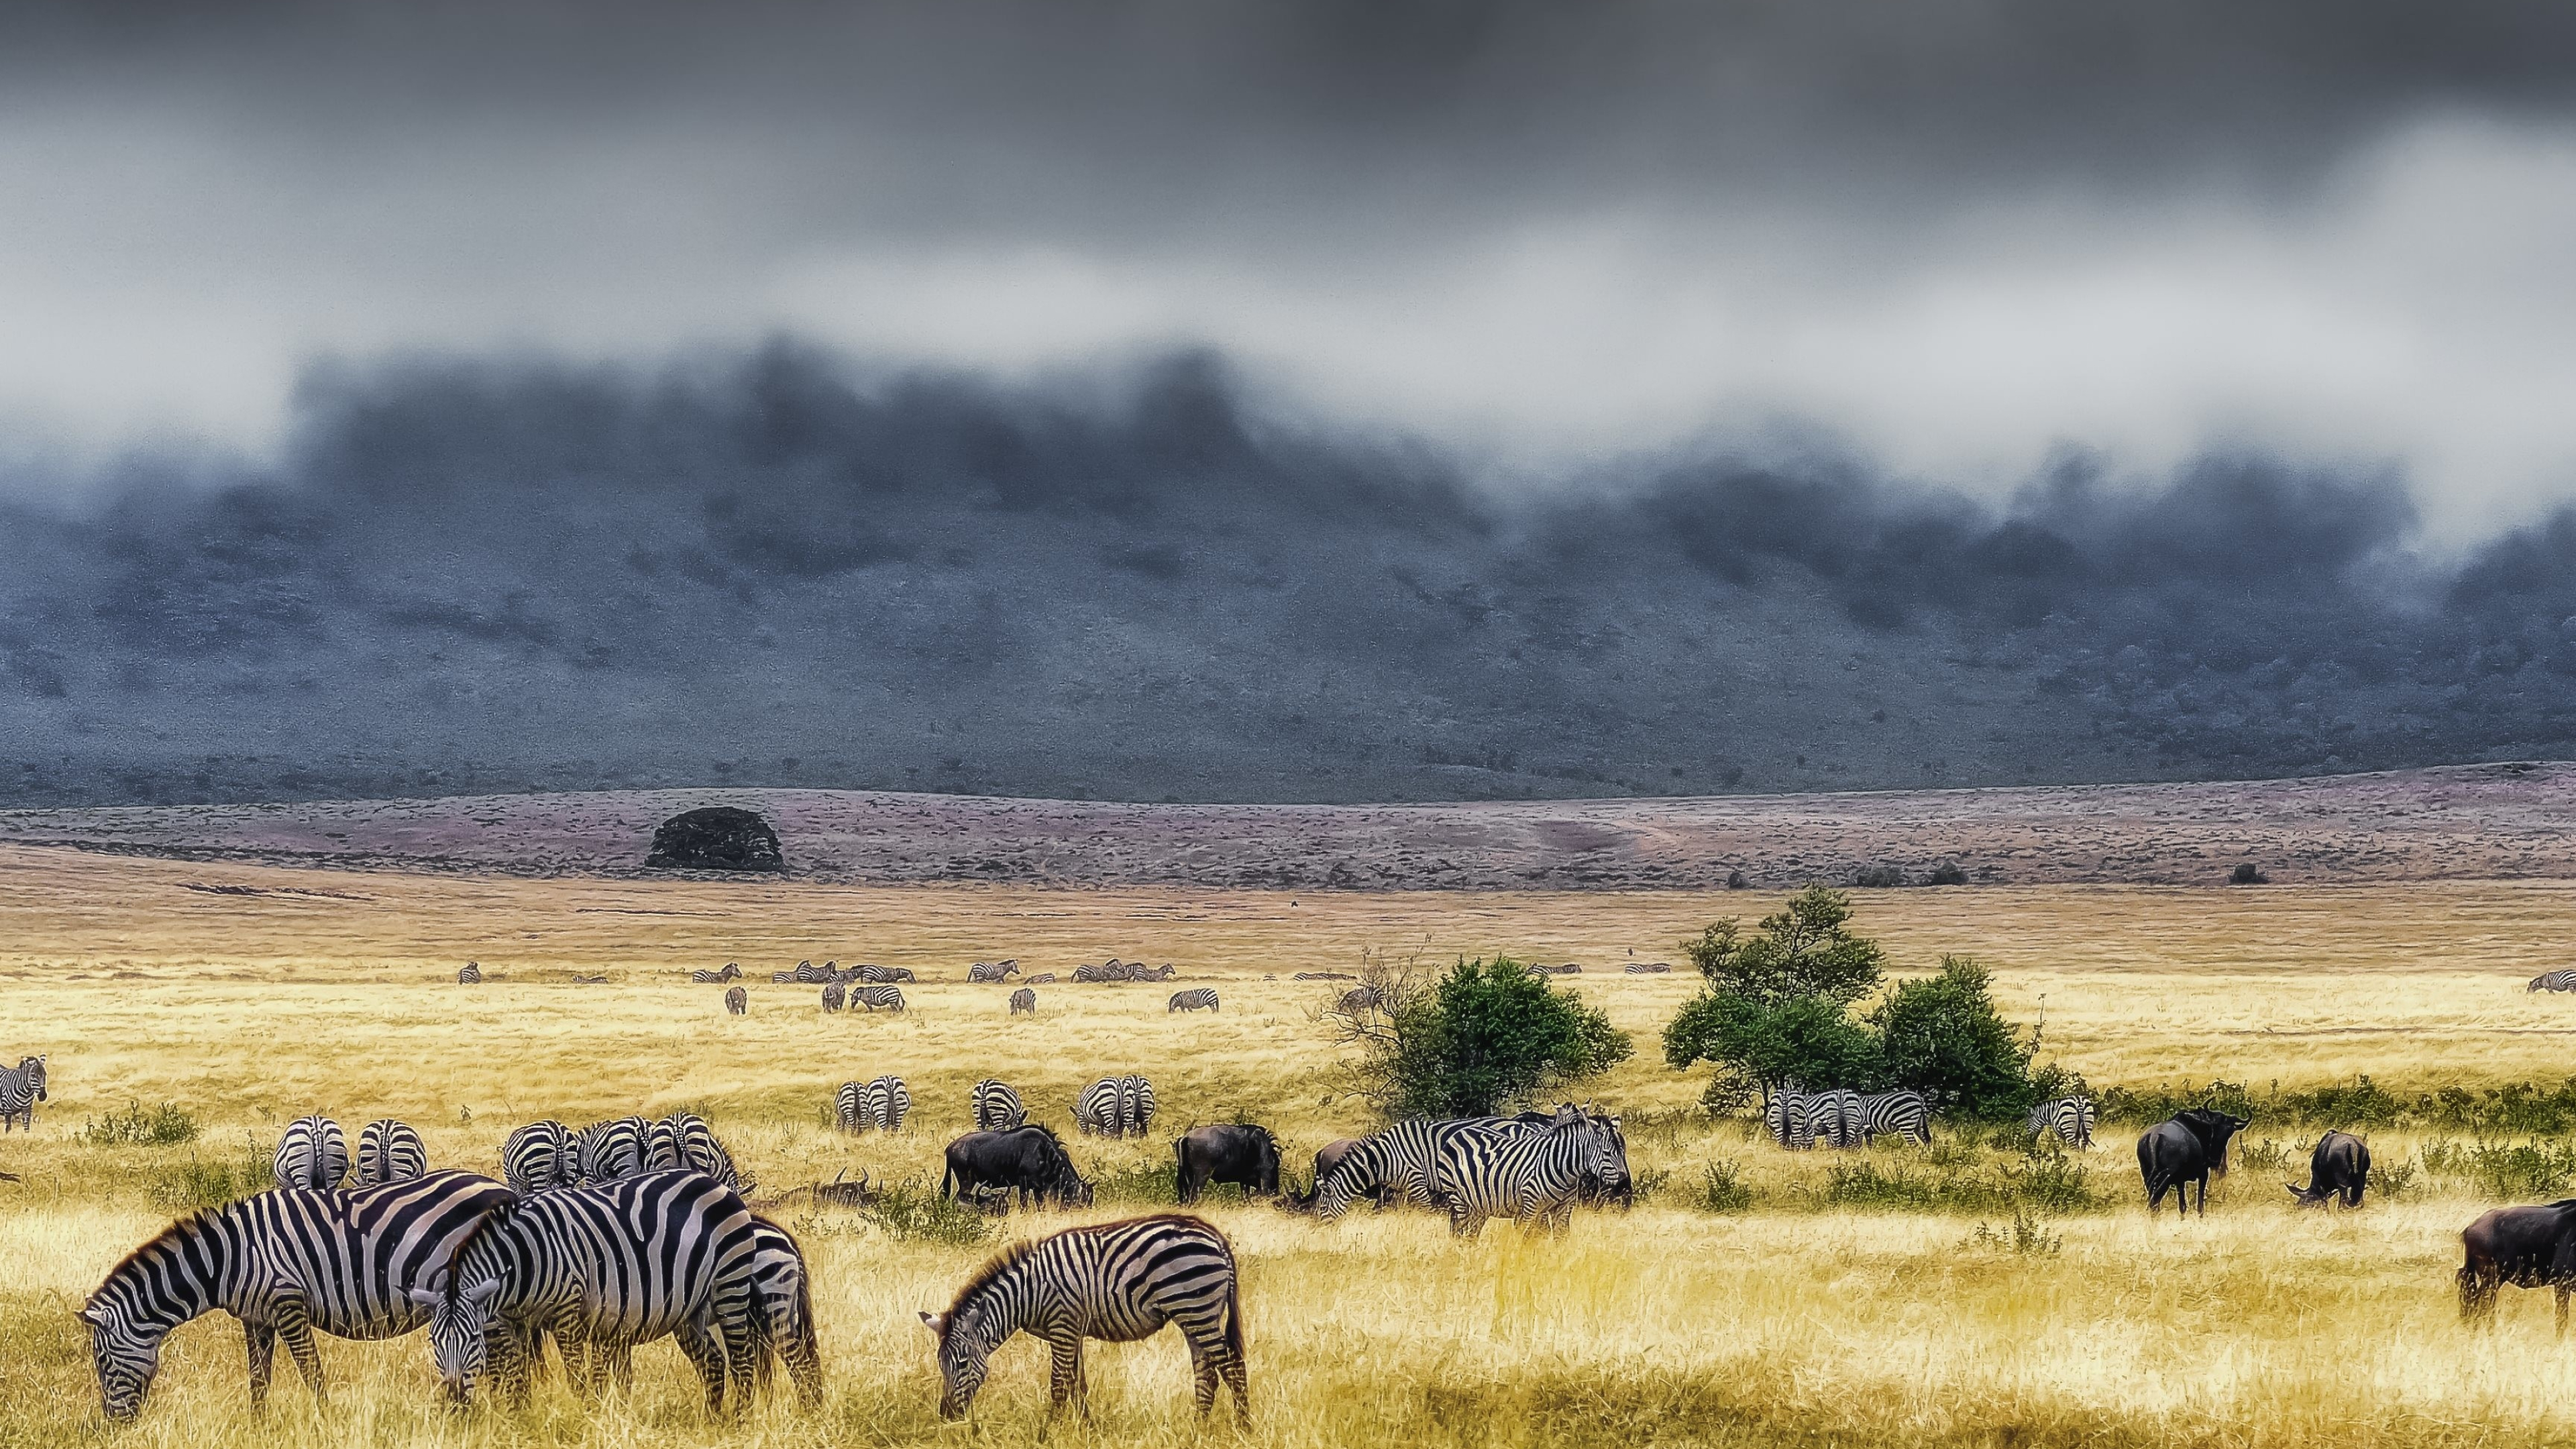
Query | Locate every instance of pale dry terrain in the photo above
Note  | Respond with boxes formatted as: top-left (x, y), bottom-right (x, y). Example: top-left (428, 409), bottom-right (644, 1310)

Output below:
top-left (6, 843), bottom-right (2576, 1448)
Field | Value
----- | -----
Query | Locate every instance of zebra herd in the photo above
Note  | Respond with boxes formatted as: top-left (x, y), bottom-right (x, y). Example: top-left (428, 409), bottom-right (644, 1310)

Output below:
top-left (498, 1111), bottom-right (747, 1195)
top-left (1071, 959), bottom-right (1177, 983)
top-left (835, 1077), bottom-right (913, 1132)
top-left (1303, 1105), bottom-right (1631, 1237)
top-left (772, 959), bottom-right (914, 985)
top-left (820, 983), bottom-right (908, 1013)
top-left (1760, 1084), bottom-right (1933, 1150)
top-left (1073, 1075), bottom-right (1159, 1137)
top-left (2, 1054), bottom-right (46, 1131)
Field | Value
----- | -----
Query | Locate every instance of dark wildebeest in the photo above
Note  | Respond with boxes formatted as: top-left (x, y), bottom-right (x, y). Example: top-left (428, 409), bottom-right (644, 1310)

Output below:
top-left (2137, 1108), bottom-right (2250, 1216)
top-left (942, 1126), bottom-right (1093, 1210)
top-left (2287, 1130), bottom-right (2371, 1208)
top-left (2459, 1199), bottom-right (2576, 1329)
top-left (1175, 1124), bottom-right (1283, 1204)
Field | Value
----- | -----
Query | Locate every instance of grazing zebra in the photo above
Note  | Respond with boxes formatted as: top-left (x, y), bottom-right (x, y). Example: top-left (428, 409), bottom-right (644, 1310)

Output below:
top-left (1763, 1083), bottom-right (1821, 1150)
top-left (1073, 1079), bottom-right (1121, 1136)
top-left (1, 1055), bottom-right (46, 1132)
top-left (2532, 969), bottom-right (2576, 993)
top-left (969, 959), bottom-right (1022, 983)
top-left (83, 1170), bottom-right (513, 1421)
top-left (769, 971), bottom-right (795, 984)
top-left (647, 1112), bottom-right (745, 1189)
top-left (821, 982), bottom-right (846, 1012)
top-left (726, 985), bottom-right (748, 1015)
top-left (918, 1214), bottom-right (1247, 1423)
top-left (792, 961), bottom-right (830, 984)
top-left (857, 964), bottom-right (914, 983)
top-left (414, 1169), bottom-right (761, 1411)
top-left (1071, 961), bottom-right (1123, 983)
top-left (852, 985), bottom-right (905, 1013)
top-left (865, 1076), bottom-right (912, 1132)
top-left (1432, 1108), bottom-right (1627, 1236)
top-left (1311, 1121), bottom-right (1442, 1219)
top-left (1850, 1089), bottom-right (1934, 1145)
top-left (973, 1079), bottom-right (1028, 1132)
top-left (273, 1116), bottom-right (350, 1191)
top-left (1806, 1088), bottom-right (1865, 1149)
top-left (1622, 962), bottom-right (1672, 974)
top-left (457, 961), bottom-right (482, 985)
top-left (1116, 1075), bottom-right (1157, 1138)
top-left (1337, 985), bottom-right (1382, 1013)
top-left (502, 1120), bottom-right (578, 1194)
top-left (835, 1082), bottom-right (869, 1132)
top-left (574, 1116), bottom-right (651, 1184)
top-left (1026, 972), bottom-right (1057, 984)
top-left (354, 1120), bottom-right (428, 1186)
top-left (741, 1214), bottom-right (824, 1407)
top-left (1167, 988), bottom-right (1220, 1013)
top-left (2027, 1095), bottom-right (2098, 1149)
top-left (1010, 987), bottom-right (1037, 1014)
top-left (1291, 971), bottom-right (1354, 981)
top-left (690, 963), bottom-right (742, 983)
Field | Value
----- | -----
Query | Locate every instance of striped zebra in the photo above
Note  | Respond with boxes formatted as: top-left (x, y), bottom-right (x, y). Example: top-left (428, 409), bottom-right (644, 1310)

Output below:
top-left (973, 1079), bottom-right (1028, 1132)
top-left (354, 1120), bottom-right (427, 1185)
top-left (273, 1116), bottom-right (350, 1191)
top-left (645, 1112), bottom-right (743, 1189)
top-left (1167, 988), bottom-right (1220, 1013)
top-left (1026, 972), bottom-right (1057, 984)
top-left (821, 983), bottom-right (846, 1012)
top-left (690, 963), bottom-right (742, 983)
top-left (1432, 1108), bottom-right (1627, 1236)
top-left (858, 964), bottom-right (914, 983)
top-left (835, 1082), bottom-right (869, 1132)
top-left (2026, 1095), bottom-right (2098, 1149)
top-left (1117, 1075), bottom-right (1156, 1138)
top-left (865, 1076), bottom-right (912, 1132)
top-left (1070, 961), bottom-right (1128, 983)
top-left (1622, 962), bottom-right (1672, 973)
top-left (725, 985), bottom-right (747, 1015)
top-left (457, 961), bottom-right (482, 985)
top-left (574, 1116), bottom-right (651, 1183)
top-left (793, 961), bottom-right (830, 984)
top-left (969, 960), bottom-right (1022, 983)
top-left (1010, 987), bottom-right (1037, 1014)
top-left (769, 971), bottom-right (795, 984)
top-left (502, 1120), bottom-right (578, 1194)
top-left (1851, 1089), bottom-right (1934, 1145)
top-left (918, 1214), bottom-right (1247, 1423)
top-left (83, 1170), bottom-right (513, 1420)
top-left (1, 1055), bottom-right (46, 1132)
top-left (1138, 963), bottom-right (1178, 981)
top-left (1311, 1118), bottom-right (1472, 1220)
top-left (741, 1214), bottom-right (823, 1406)
top-left (1073, 1079), bottom-right (1121, 1136)
top-left (2532, 969), bottom-right (2576, 993)
top-left (853, 985), bottom-right (905, 1013)
top-left (414, 1169), bottom-right (761, 1411)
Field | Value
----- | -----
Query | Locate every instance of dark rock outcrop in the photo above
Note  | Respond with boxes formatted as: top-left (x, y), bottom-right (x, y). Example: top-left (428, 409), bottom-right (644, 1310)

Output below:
top-left (645, 806), bottom-right (784, 872)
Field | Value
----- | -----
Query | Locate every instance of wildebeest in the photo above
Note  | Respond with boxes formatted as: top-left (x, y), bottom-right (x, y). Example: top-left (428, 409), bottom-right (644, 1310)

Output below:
top-left (2136, 1108), bottom-right (2249, 1216)
top-left (2459, 1199), bottom-right (2576, 1328)
top-left (2288, 1130), bottom-right (2371, 1208)
top-left (942, 1126), bottom-right (1093, 1210)
top-left (1175, 1125), bottom-right (1282, 1204)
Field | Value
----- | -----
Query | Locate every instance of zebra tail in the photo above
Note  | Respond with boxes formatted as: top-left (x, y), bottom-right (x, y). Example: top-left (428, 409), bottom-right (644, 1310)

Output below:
top-left (1221, 1260), bottom-right (1246, 1364)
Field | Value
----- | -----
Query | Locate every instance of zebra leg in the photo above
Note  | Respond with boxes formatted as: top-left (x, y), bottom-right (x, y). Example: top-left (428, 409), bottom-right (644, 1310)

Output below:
top-left (719, 1297), bottom-right (760, 1413)
top-left (1188, 1337), bottom-right (1222, 1418)
top-left (243, 1321), bottom-right (276, 1410)
top-left (785, 1318), bottom-right (824, 1409)
top-left (275, 1306), bottom-right (328, 1403)
top-left (674, 1316), bottom-right (729, 1415)
top-left (1044, 1326), bottom-right (1088, 1419)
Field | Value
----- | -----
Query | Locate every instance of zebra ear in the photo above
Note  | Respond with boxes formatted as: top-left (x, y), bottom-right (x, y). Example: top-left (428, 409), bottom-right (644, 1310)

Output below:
top-left (405, 1287), bottom-right (441, 1309)
top-left (462, 1279), bottom-right (500, 1307)
top-left (919, 1311), bottom-right (947, 1336)
top-left (77, 1304), bottom-right (104, 1328)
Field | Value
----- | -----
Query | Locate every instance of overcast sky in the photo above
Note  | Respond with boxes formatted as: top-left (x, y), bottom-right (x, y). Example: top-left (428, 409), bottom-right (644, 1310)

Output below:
top-left (6, 2), bottom-right (2576, 533)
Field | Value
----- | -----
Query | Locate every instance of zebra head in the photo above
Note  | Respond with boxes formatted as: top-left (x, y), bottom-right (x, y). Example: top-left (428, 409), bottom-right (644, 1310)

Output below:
top-left (920, 1303), bottom-right (1005, 1418)
top-left (411, 1273), bottom-right (502, 1405)
top-left (77, 1297), bottom-right (162, 1421)
top-left (24, 1055), bottom-right (44, 1100)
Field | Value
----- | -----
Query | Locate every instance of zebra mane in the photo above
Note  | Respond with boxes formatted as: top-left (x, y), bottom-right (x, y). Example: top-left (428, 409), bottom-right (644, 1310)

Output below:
top-left (943, 1237), bottom-right (1043, 1322)
top-left (92, 1203), bottom-right (231, 1300)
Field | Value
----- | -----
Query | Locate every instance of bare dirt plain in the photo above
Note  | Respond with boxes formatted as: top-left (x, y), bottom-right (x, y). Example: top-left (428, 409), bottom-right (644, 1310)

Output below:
top-left (1, 760), bottom-right (2571, 888)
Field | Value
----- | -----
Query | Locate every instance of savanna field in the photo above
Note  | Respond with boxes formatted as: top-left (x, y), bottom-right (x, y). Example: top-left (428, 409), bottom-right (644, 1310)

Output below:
top-left (13, 843), bottom-right (2576, 1448)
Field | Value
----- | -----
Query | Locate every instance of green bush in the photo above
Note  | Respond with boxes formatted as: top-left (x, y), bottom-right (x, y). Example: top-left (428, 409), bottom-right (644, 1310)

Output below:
top-left (2422, 1139), bottom-right (2576, 1199)
top-left (1092, 1157), bottom-right (1181, 1205)
top-left (1870, 956), bottom-right (2035, 1122)
top-left (1695, 1160), bottom-right (1756, 1214)
top-left (1345, 957), bottom-right (1633, 1119)
top-left (148, 1136), bottom-right (270, 1210)
top-left (1802, 1149), bottom-right (2103, 1215)
top-left (82, 1101), bottom-right (199, 1147)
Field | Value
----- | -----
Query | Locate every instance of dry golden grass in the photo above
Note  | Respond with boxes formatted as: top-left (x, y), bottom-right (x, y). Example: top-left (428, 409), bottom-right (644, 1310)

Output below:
top-left (9, 842), bottom-right (2576, 1448)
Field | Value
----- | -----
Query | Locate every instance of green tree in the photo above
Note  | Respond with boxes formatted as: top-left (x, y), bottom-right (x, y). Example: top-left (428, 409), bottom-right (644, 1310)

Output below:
top-left (1682, 886), bottom-right (1886, 1004)
top-left (1328, 955), bottom-right (1631, 1119)
top-left (1870, 955), bottom-right (2036, 1121)
top-left (1666, 888), bottom-right (1890, 1111)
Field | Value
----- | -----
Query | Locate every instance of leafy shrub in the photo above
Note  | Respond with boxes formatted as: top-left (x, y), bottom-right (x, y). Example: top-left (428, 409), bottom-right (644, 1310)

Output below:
top-left (149, 1136), bottom-right (270, 1210)
top-left (1925, 861), bottom-right (1970, 887)
top-left (1093, 1158), bottom-right (1180, 1205)
top-left (1695, 1160), bottom-right (1756, 1214)
top-left (2230, 863), bottom-right (2269, 885)
top-left (1970, 1208), bottom-right (2062, 1256)
top-left (2374, 1159), bottom-right (2418, 1199)
top-left (2236, 1137), bottom-right (2294, 1173)
top-left (82, 1101), bottom-right (199, 1146)
top-left (2421, 1139), bottom-right (2576, 1199)
top-left (1668, 888), bottom-right (1890, 1103)
top-left (1851, 865), bottom-right (1907, 888)
top-left (1805, 1150), bottom-right (2102, 1215)
top-left (2097, 1075), bottom-right (2576, 1135)
top-left (1870, 956), bottom-right (2036, 1122)
top-left (857, 1175), bottom-right (994, 1247)
top-left (1333, 955), bottom-right (1632, 1119)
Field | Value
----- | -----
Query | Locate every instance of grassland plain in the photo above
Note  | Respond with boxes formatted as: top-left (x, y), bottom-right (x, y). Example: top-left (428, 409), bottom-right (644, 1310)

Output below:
top-left (11, 844), bottom-right (2576, 1447)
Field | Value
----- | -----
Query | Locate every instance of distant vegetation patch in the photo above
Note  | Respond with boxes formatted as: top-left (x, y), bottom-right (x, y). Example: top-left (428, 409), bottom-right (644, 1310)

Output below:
top-left (855, 1175), bottom-right (993, 1247)
top-left (80, 1102), bottom-right (199, 1147)
top-left (148, 1136), bottom-right (272, 1210)
top-left (2099, 1076), bottom-right (2576, 1134)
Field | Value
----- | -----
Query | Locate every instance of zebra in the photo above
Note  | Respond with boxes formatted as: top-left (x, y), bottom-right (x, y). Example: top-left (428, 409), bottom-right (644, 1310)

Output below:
top-left (1073, 1079), bottom-right (1121, 1136)
top-left (574, 1116), bottom-right (651, 1183)
top-left (273, 1116), bottom-right (350, 1191)
top-left (1027, 972), bottom-right (1057, 984)
top-left (835, 1082), bottom-right (869, 1132)
top-left (690, 963), bottom-right (742, 983)
top-left (1622, 962), bottom-right (1672, 973)
top-left (865, 1076), bottom-right (912, 1132)
top-left (2027, 1095), bottom-right (2098, 1149)
top-left (1337, 985), bottom-right (1383, 1013)
top-left (740, 1214), bottom-right (823, 1407)
top-left (858, 964), bottom-right (914, 983)
top-left (793, 961), bottom-right (830, 984)
top-left (2532, 970), bottom-right (2576, 993)
top-left (1432, 1108), bottom-right (1627, 1236)
top-left (1071, 961), bottom-right (1128, 983)
top-left (1139, 963), bottom-right (1178, 981)
top-left (502, 1120), bottom-right (578, 1193)
top-left (1167, 988), bottom-right (1220, 1013)
top-left (457, 961), bottom-right (482, 985)
top-left (853, 985), bottom-right (905, 1013)
top-left (1310, 1118), bottom-right (1513, 1220)
top-left (725, 985), bottom-right (747, 1015)
top-left (82, 1169), bottom-right (513, 1421)
top-left (354, 1120), bottom-right (428, 1185)
top-left (969, 960), bottom-right (1022, 983)
top-left (413, 1169), bottom-right (761, 1411)
top-left (1109, 1075), bottom-right (1157, 1138)
top-left (918, 1214), bottom-right (1247, 1424)
top-left (1, 1055), bottom-right (46, 1132)
top-left (821, 982), bottom-right (846, 1012)
top-left (973, 1079), bottom-right (1028, 1132)
top-left (1851, 1089), bottom-right (1934, 1145)
top-left (769, 971), bottom-right (795, 984)
top-left (1807, 1088), bottom-right (1866, 1149)
top-left (1010, 987), bottom-right (1037, 1014)
top-left (645, 1112), bottom-right (743, 1189)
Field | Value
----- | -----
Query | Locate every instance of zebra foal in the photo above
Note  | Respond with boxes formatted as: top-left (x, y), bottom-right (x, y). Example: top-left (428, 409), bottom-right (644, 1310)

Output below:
top-left (83, 1171), bottom-right (512, 1420)
top-left (920, 1214), bottom-right (1246, 1424)
top-left (1, 1055), bottom-right (46, 1132)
